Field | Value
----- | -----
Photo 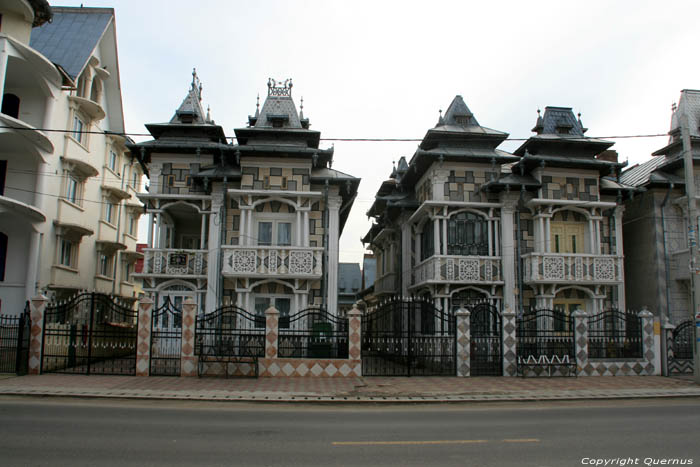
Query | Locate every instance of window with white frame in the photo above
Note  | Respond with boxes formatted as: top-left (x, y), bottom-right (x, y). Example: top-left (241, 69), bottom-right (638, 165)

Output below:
top-left (58, 238), bottom-right (77, 268)
top-left (132, 170), bottom-right (140, 190)
top-left (104, 201), bottom-right (117, 225)
top-left (122, 261), bottom-right (132, 283)
top-left (65, 175), bottom-right (81, 205)
top-left (128, 215), bottom-right (136, 236)
top-left (254, 296), bottom-right (291, 328)
top-left (257, 217), bottom-right (293, 246)
top-left (97, 253), bottom-right (113, 278)
top-left (108, 150), bottom-right (118, 173)
top-left (72, 114), bottom-right (86, 144)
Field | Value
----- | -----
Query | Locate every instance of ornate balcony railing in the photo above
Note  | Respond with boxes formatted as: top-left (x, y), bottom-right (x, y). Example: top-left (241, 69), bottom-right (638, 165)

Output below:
top-left (411, 255), bottom-right (502, 287)
top-left (375, 272), bottom-right (399, 295)
top-left (137, 249), bottom-right (207, 277)
top-left (222, 246), bottom-right (323, 278)
top-left (522, 253), bottom-right (623, 284)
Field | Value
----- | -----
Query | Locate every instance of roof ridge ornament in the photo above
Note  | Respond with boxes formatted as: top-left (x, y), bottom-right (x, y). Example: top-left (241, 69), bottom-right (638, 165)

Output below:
top-left (267, 78), bottom-right (293, 97)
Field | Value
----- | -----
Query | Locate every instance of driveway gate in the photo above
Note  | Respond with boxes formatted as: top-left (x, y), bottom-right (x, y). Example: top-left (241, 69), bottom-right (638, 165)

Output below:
top-left (150, 297), bottom-right (182, 376)
top-left (470, 303), bottom-right (502, 376)
top-left (362, 298), bottom-right (455, 376)
top-left (42, 293), bottom-right (138, 375)
top-left (668, 320), bottom-right (693, 375)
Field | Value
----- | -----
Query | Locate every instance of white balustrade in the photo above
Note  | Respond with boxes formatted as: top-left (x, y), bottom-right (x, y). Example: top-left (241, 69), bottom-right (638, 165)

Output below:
top-left (411, 255), bottom-right (502, 286)
top-left (522, 253), bottom-right (622, 283)
top-left (221, 246), bottom-right (323, 278)
top-left (140, 249), bottom-right (207, 276)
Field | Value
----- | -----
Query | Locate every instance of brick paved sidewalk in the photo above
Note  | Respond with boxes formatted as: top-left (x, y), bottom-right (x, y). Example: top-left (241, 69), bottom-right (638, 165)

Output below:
top-left (0, 374), bottom-right (698, 403)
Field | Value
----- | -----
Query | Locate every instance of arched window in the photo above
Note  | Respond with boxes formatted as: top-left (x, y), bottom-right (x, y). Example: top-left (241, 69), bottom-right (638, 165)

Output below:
top-left (1, 93), bottom-right (20, 119)
top-left (447, 212), bottom-right (488, 256)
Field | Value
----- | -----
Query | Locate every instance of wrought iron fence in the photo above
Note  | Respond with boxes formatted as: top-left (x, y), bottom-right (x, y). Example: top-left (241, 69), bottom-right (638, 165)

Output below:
top-left (150, 297), bottom-right (182, 376)
top-left (278, 308), bottom-right (348, 359)
top-left (42, 292), bottom-right (138, 375)
top-left (587, 309), bottom-right (642, 359)
top-left (195, 305), bottom-right (265, 358)
top-left (516, 308), bottom-right (575, 358)
top-left (0, 303), bottom-right (30, 375)
top-left (671, 320), bottom-right (693, 360)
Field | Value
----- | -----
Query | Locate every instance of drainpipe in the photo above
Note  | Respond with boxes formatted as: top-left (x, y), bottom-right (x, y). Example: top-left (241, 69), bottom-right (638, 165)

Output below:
top-left (661, 183), bottom-right (674, 322)
top-left (515, 186), bottom-right (525, 314)
top-left (322, 180), bottom-right (329, 310)
top-left (112, 160), bottom-right (129, 295)
top-left (219, 174), bottom-right (228, 314)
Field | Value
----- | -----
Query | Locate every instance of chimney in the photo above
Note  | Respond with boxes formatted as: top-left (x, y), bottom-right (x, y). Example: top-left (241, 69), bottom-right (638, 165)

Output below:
top-left (596, 150), bottom-right (618, 163)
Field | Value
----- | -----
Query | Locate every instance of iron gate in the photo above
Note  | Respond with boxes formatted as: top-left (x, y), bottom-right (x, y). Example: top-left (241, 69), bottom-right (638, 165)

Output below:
top-left (42, 293), bottom-right (138, 375)
top-left (362, 298), bottom-right (455, 376)
top-left (150, 297), bottom-right (182, 376)
top-left (470, 303), bottom-right (502, 376)
top-left (0, 303), bottom-right (30, 375)
top-left (668, 320), bottom-right (693, 375)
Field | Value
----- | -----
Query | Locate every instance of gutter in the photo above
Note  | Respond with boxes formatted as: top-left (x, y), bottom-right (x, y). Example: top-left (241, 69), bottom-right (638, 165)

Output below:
top-left (661, 183), bottom-right (674, 322)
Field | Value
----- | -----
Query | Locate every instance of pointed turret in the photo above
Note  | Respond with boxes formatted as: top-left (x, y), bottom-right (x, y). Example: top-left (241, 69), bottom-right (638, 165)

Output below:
top-left (170, 68), bottom-right (208, 124)
top-left (531, 109), bottom-right (544, 134)
top-left (438, 95), bottom-right (479, 128)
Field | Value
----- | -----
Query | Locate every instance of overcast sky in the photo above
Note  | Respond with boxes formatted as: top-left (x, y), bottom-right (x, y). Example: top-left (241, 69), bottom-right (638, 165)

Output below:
top-left (58, 0), bottom-right (700, 265)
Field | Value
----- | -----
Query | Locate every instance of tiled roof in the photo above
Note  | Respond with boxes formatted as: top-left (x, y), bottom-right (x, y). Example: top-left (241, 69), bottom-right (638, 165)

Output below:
top-left (620, 156), bottom-right (668, 186)
top-left (537, 106), bottom-right (586, 136)
top-left (338, 263), bottom-right (362, 295)
top-left (30, 7), bottom-right (113, 81)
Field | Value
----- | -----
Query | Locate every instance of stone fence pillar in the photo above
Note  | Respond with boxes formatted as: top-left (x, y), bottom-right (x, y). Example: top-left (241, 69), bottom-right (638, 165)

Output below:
top-left (181, 298), bottom-right (197, 377)
top-left (661, 318), bottom-right (675, 376)
top-left (265, 306), bottom-right (279, 359)
top-left (347, 305), bottom-right (362, 364)
top-left (136, 297), bottom-right (153, 376)
top-left (502, 306), bottom-right (517, 376)
top-left (456, 308), bottom-right (470, 377)
top-left (572, 309), bottom-right (589, 376)
top-left (639, 307), bottom-right (655, 375)
top-left (28, 294), bottom-right (48, 375)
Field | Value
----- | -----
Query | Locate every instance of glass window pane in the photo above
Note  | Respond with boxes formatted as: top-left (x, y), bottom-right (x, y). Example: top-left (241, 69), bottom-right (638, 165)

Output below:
top-left (258, 222), bottom-right (272, 245)
top-left (254, 297), bottom-right (270, 315)
top-left (278, 222), bottom-right (291, 246)
top-left (275, 298), bottom-right (291, 317)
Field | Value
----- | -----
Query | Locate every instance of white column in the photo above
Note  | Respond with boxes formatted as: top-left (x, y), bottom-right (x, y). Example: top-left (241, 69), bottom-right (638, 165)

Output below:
top-left (155, 213), bottom-right (161, 248)
top-left (544, 217), bottom-right (551, 252)
top-left (441, 218), bottom-right (448, 255)
top-left (239, 207), bottom-right (247, 246)
top-left (401, 220), bottom-right (412, 296)
top-left (500, 198), bottom-right (517, 311)
top-left (303, 211), bottom-right (309, 247)
top-left (25, 228), bottom-right (41, 301)
top-left (433, 217), bottom-right (440, 257)
top-left (327, 197), bottom-right (342, 316)
top-left (494, 220), bottom-right (500, 256)
top-left (296, 210), bottom-right (302, 246)
top-left (614, 206), bottom-right (626, 311)
top-left (538, 217), bottom-right (545, 253)
top-left (247, 209), bottom-right (253, 246)
top-left (147, 213), bottom-right (154, 248)
top-left (487, 219), bottom-right (493, 256)
top-left (205, 189), bottom-right (224, 313)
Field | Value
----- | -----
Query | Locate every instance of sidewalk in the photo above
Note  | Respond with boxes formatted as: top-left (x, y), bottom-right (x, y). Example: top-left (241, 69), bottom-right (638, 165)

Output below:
top-left (1, 374), bottom-right (698, 403)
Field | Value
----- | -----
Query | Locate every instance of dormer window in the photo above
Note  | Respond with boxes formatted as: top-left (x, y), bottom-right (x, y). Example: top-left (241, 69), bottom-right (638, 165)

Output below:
top-left (267, 114), bottom-right (289, 128)
top-left (555, 121), bottom-right (573, 135)
top-left (455, 115), bottom-right (471, 126)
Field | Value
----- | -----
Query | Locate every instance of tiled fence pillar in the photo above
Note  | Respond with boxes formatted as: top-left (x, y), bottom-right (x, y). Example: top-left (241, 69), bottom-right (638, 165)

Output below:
top-left (661, 318), bottom-right (675, 376)
top-left (265, 306), bottom-right (279, 359)
top-left (456, 308), bottom-right (470, 377)
top-left (347, 305), bottom-right (362, 364)
top-left (573, 309), bottom-right (589, 376)
top-left (180, 298), bottom-right (197, 377)
top-left (502, 306), bottom-right (517, 376)
top-left (639, 307), bottom-right (655, 375)
top-left (28, 294), bottom-right (48, 375)
top-left (136, 297), bottom-right (153, 376)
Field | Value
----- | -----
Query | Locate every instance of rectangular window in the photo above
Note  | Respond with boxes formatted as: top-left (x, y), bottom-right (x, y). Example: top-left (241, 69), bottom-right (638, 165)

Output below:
top-left (258, 222), bottom-right (272, 246)
top-left (72, 115), bottom-right (85, 143)
top-left (122, 262), bottom-right (131, 282)
top-left (98, 254), bottom-right (111, 277)
top-left (108, 151), bottom-right (118, 172)
top-left (277, 222), bottom-right (291, 246)
top-left (129, 216), bottom-right (135, 236)
top-left (132, 171), bottom-right (139, 190)
top-left (257, 218), bottom-right (294, 246)
top-left (105, 202), bottom-right (115, 224)
top-left (66, 176), bottom-right (79, 204)
top-left (59, 239), bottom-right (75, 267)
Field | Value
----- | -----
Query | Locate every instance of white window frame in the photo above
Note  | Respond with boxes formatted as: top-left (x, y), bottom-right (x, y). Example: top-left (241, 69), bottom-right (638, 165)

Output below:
top-left (108, 150), bottom-right (118, 173)
top-left (104, 200), bottom-right (117, 225)
top-left (97, 252), bottom-right (113, 278)
top-left (72, 113), bottom-right (87, 145)
top-left (65, 175), bottom-right (81, 205)
top-left (58, 237), bottom-right (77, 268)
top-left (255, 213), bottom-right (294, 247)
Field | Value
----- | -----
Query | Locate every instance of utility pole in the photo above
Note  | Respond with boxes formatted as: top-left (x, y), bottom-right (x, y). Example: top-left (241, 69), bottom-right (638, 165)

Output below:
top-left (678, 90), bottom-right (700, 383)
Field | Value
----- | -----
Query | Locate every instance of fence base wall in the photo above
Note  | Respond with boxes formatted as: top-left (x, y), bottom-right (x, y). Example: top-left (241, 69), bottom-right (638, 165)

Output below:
top-left (198, 360), bottom-right (257, 378)
top-left (578, 360), bottom-right (655, 376)
top-left (258, 358), bottom-right (361, 377)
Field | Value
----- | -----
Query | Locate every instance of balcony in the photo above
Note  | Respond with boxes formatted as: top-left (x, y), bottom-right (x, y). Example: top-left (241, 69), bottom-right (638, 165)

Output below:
top-left (374, 272), bottom-right (399, 295)
top-left (522, 253), bottom-right (623, 284)
top-left (222, 246), bottom-right (323, 279)
top-left (135, 249), bottom-right (208, 278)
top-left (411, 255), bottom-right (503, 288)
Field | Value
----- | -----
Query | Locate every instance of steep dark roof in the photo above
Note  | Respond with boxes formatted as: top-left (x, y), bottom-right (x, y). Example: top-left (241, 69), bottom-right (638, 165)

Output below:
top-left (30, 7), bottom-right (113, 81)
top-left (338, 263), bottom-right (362, 299)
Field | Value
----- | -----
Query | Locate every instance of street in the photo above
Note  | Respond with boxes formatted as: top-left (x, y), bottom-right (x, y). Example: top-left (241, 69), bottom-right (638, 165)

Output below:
top-left (0, 397), bottom-right (697, 466)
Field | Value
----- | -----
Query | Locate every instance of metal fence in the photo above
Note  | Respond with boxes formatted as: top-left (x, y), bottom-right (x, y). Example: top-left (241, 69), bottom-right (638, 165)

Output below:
top-left (0, 303), bottom-right (30, 375)
top-left (278, 308), bottom-right (348, 359)
top-left (588, 309), bottom-right (642, 359)
top-left (516, 308), bottom-right (575, 358)
top-left (150, 298), bottom-right (182, 376)
top-left (195, 306), bottom-right (265, 358)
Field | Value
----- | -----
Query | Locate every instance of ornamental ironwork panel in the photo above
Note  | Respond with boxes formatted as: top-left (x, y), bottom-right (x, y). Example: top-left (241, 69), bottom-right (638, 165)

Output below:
top-left (0, 303), bottom-right (30, 375)
top-left (516, 308), bottom-right (575, 360)
top-left (42, 293), bottom-right (138, 375)
top-left (195, 305), bottom-right (265, 359)
top-left (587, 309), bottom-right (642, 359)
top-left (470, 302), bottom-right (502, 376)
top-left (150, 297), bottom-right (182, 376)
top-left (278, 308), bottom-right (348, 359)
top-left (362, 298), bottom-right (455, 377)
top-left (668, 320), bottom-right (693, 375)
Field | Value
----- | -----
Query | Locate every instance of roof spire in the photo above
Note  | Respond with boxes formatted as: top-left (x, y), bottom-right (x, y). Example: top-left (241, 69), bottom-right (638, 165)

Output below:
top-left (436, 109), bottom-right (445, 126)
top-left (206, 106), bottom-right (211, 123)
top-left (577, 111), bottom-right (588, 134)
top-left (299, 96), bottom-right (304, 120)
top-left (531, 108), bottom-right (544, 134)
top-left (255, 94), bottom-right (260, 117)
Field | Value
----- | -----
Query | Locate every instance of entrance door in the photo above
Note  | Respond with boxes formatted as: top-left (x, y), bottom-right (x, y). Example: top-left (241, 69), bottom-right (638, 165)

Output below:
top-left (551, 223), bottom-right (585, 253)
top-left (150, 292), bottom-right (190, 376)
top-left (470, 303), bottom-right (502, 376)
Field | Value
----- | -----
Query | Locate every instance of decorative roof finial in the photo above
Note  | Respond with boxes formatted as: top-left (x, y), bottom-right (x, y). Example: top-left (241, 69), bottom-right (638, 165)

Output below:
top-left (577, 111), bottom-right (588, 134)
top-left (437, 109), bottom-right (445, 126)
top-left (532, 108), bottom-right (544, 134)
top-left (299, 96), bottom-right (304, 120)
top-left (267, 78), bottom-right (293, 97)
top-left (206, 106), bottom-right (211, 123)
top-left (671, 102), bottom-right (677, 112)
top-left (192, 67), bottom-right (196, 88)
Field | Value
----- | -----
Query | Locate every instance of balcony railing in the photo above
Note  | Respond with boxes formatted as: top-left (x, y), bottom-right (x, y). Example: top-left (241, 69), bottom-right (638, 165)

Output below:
top-left (412, 255), bottom-right (502, 287)
top-left (375, 272), bottom-right (399, 295)
top-left (522, 253), bottom-right (623, 284)
top-left (222, 246), bottom-right (323, 278)
top-left (138, 249), bottom-right (207, 277)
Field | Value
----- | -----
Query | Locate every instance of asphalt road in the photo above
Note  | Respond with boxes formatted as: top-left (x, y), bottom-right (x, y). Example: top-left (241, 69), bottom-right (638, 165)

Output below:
top-left (0, 397), bottom-right (698, 466)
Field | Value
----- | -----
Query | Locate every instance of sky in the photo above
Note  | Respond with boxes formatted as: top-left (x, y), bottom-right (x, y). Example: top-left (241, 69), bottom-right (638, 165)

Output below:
top-left (56, 0), bottom-right (700, 265)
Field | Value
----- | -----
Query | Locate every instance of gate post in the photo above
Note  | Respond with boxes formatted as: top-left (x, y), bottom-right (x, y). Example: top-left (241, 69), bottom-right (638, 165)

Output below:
top-left (661, 317), bottom-right (675, 376)
top-left (180, 298), bottom-right (197, 377)
top-left (638, 307), bottom-right (655, 375)
top-left (455, 308), bottom-right (470, 377)
top-left (28, 294), bottom-right (48, 375)
top-left (502, 306), bottom-right (517, 377)
top-left (265, 306), bottom-right (280, 359)
top-left (136, 297), bottom-right (153, 376)
top-left (572, 309), bottom-right (589, 376)
top-left (347, 304), bottom-right (362, 376)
